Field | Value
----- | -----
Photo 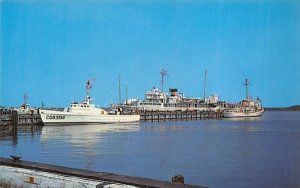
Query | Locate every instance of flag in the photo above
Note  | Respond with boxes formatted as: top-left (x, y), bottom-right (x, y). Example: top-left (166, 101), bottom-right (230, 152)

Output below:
top-left (86, 80), bottom-right (92, 90)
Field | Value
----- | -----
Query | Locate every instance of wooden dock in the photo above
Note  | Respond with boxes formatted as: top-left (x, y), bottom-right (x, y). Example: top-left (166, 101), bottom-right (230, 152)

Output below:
top-left (140, 110), bottom-right (223, 122)
top-left (1, 109), bottom-right (42, 137)
top-left (0, 109), bottom-right (42, 126)
top-left (0, 157), bottom-right (206, 188)
top-left (1, 109), bottom-right (223, 133)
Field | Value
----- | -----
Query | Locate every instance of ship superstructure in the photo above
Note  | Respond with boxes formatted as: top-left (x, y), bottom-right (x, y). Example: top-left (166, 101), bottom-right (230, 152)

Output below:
top-left (116, 69), bottom-right (222, 112)
top-left (121, 87), bottom-right (221, 112)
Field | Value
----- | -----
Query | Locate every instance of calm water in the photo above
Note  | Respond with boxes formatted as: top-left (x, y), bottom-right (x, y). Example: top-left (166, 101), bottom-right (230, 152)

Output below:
top-left (1, 111), bottom-right (300, 188)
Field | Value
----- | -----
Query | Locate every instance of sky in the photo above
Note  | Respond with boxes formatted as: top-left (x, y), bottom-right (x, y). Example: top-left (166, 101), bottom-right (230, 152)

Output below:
top-left (1, 0), bottom-right (300, 108)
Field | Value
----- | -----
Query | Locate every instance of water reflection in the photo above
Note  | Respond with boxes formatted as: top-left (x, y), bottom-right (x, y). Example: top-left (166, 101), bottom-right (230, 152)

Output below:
top-left (1, 112), bottom-right (299, 188)
top-left (142, 123), bottom-right (193, 132)
top-left (0, 125), bottom-right (43, 145)
top-left (224, 116), bottom-right (263, 122)
top-left (38, 123), bottom-right (141, 169)
top-left (40, 123), bottom-right (140, 145)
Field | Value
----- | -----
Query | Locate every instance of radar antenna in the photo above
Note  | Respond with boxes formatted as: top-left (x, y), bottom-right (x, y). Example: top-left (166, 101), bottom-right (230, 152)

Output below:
top-left (160, 68), bottom-right (168, 92)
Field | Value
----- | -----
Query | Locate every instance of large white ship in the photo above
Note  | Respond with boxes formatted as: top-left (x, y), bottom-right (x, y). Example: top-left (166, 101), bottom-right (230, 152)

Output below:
top-left (120, 87), bottom-right (221, 112)
top-left (223, 79), bottom-right (264, 118)
top-left (39, 80), bottom-right (140, 125)
top-left (117, 69), bottom-right (222, 112)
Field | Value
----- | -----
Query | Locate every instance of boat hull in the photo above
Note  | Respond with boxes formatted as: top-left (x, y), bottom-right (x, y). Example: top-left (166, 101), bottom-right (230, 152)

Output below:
top-left (223, 110), bottom-right (264, 118)
top-left (39, 109), bottom-right (140, 125)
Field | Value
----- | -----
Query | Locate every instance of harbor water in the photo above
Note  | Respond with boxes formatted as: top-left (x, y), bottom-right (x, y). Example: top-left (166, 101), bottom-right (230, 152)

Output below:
top-left (1, 111), bottom-right (299, 188)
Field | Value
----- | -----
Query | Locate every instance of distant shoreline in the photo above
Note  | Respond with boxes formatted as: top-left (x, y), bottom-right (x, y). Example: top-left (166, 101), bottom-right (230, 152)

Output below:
top-left (265, 105), bottom-right (300, 111)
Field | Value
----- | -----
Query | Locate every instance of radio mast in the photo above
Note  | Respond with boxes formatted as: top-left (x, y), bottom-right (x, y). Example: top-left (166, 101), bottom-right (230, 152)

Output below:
top-left (244, 78), bottom-right (249, 99)
top-left (160, 68), bottom-right (168, 92)
top-left (24, 94), bottom-right (28, 105)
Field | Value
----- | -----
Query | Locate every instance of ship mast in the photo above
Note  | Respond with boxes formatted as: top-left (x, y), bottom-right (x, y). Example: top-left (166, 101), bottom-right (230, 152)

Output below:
top-left (23, 94), bottom-right (28, 108)
top-left (119, 73), bottom-right (121, 104)
top-left (126, 83), bottom-right (128, 105)
top-left (203, 70), bottom-right (207, 100)
top-left (160, 68), bottom-right (168, 92)
top-left (86, 78), bottom-right (96, 105)
top-left (86, 79), bottom-right (92, 97)
top-left (244, 78), bottom-right (249, 99)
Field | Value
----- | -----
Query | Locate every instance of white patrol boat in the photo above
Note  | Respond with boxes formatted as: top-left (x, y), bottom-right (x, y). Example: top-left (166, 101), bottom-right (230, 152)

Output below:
top-left (223, 79), bottom-right (264, 118)
top-left (39, 80), bottom-right (140, 125)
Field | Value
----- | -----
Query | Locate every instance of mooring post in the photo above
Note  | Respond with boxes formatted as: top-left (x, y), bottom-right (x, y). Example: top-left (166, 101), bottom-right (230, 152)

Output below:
top-left (172, 174), bottom-right (184, 184)
top-left (12, 110), bottom-right (18, 133)
top-left (151, 110), bottom-right (153, 122)
top-left (0, 109), bottom-right (3, 132)
top-left (31, 110), bottom-right (34, 124)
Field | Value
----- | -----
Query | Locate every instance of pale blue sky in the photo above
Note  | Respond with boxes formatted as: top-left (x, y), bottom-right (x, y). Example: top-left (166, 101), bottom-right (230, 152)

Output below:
top-left (1, 1), bottom-right (300, 107)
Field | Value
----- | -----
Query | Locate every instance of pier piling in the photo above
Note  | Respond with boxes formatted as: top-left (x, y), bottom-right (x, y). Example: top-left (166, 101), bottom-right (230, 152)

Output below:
top-left (140, 110), bottom-right (222, 122)
top-left (12, 110), bottom-right (18, 133)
